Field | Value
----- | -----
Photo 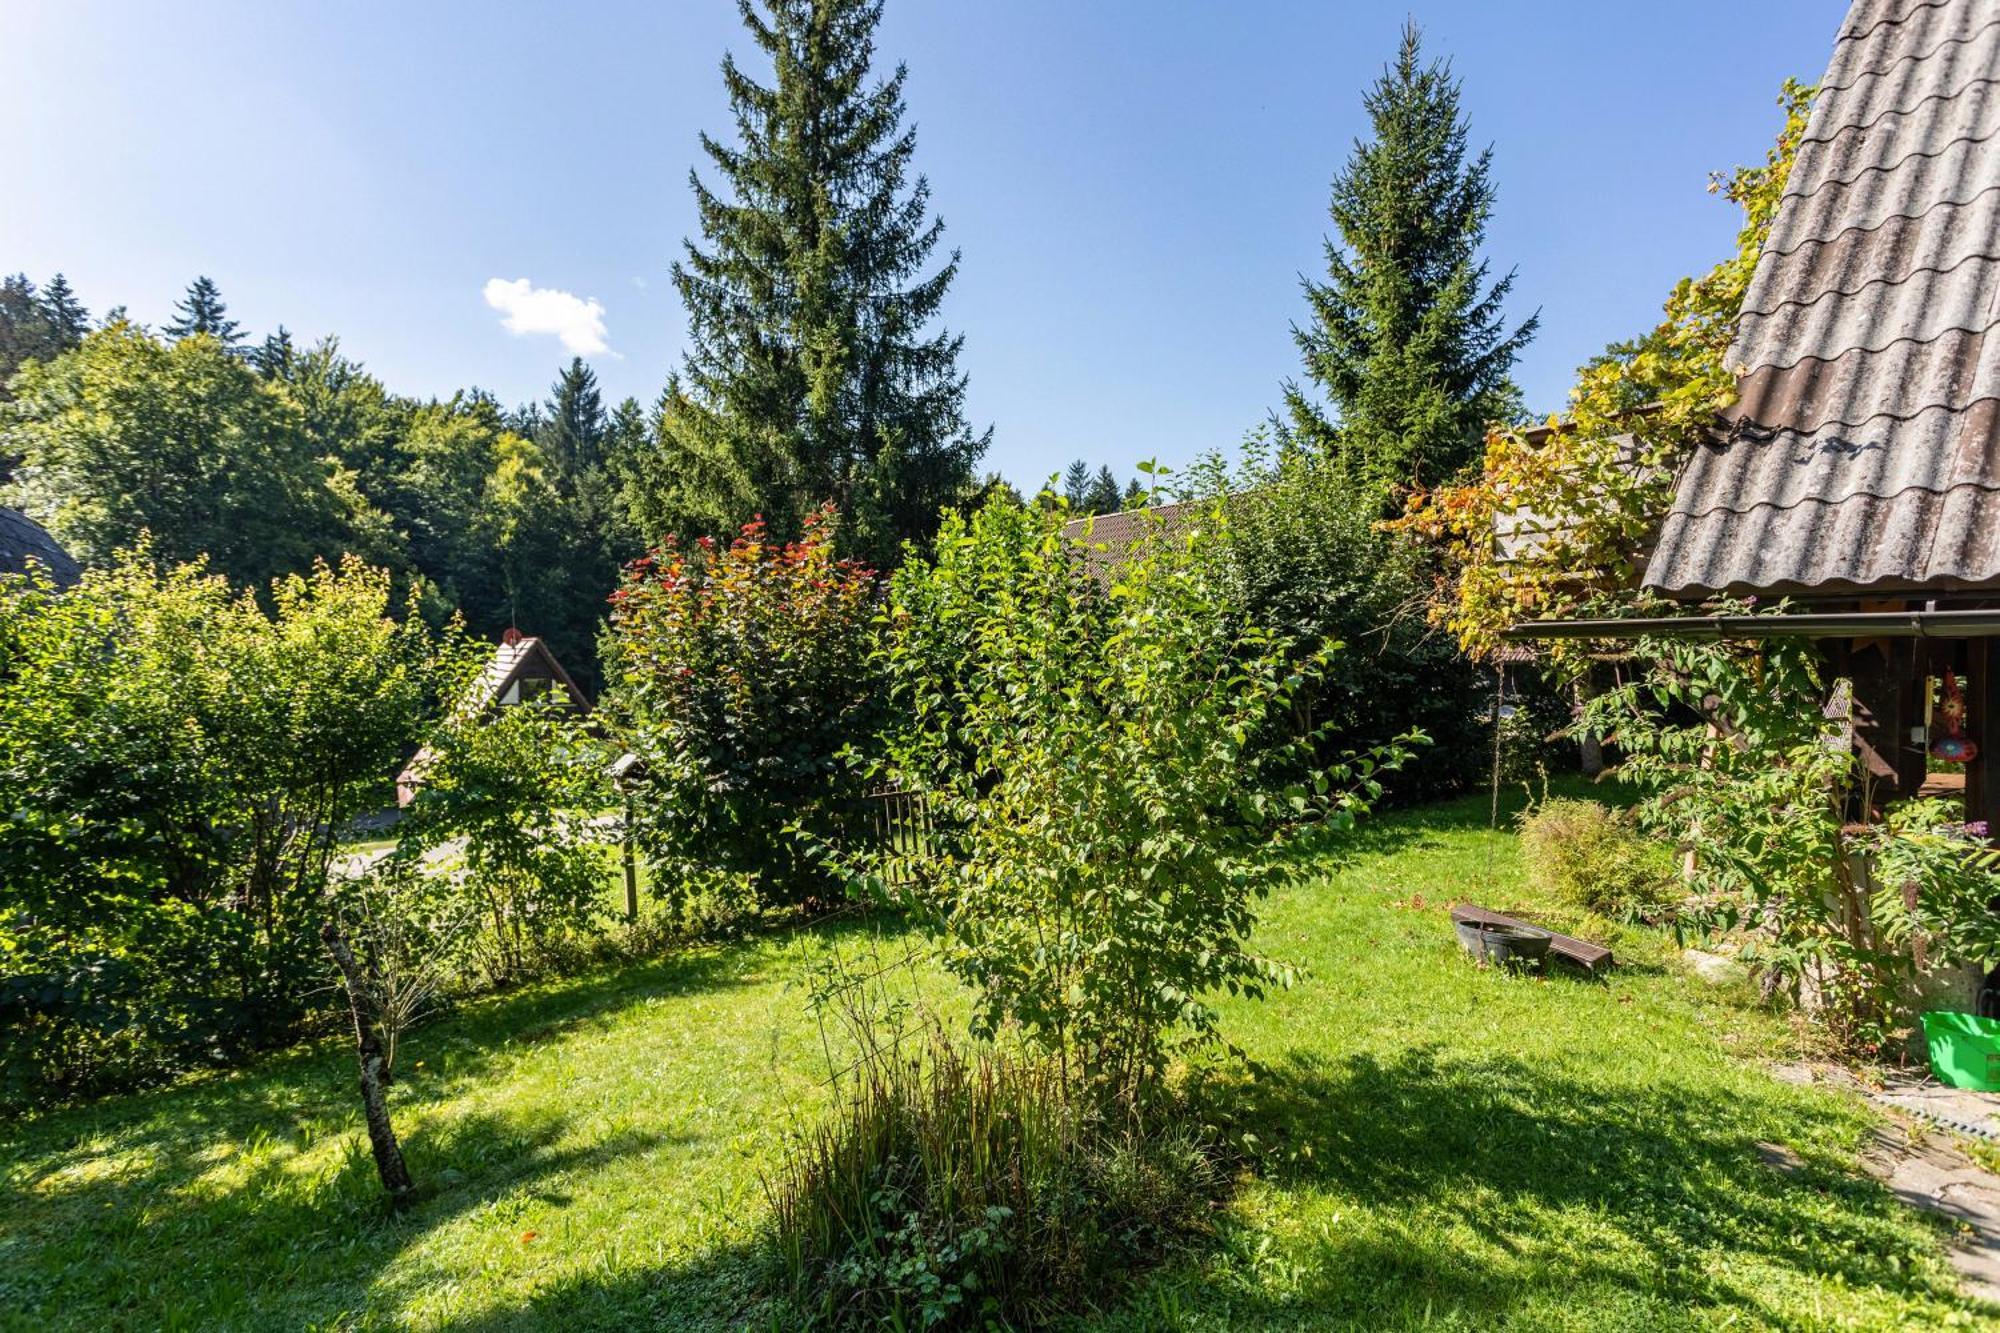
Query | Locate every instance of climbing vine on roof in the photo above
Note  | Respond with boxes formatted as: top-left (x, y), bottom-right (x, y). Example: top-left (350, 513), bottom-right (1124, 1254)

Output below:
top-left (1390, 80), bottom-right (1814, 663)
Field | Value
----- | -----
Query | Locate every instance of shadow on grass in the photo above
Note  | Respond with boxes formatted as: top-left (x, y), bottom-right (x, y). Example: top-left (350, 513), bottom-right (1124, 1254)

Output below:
top-left (1, 908), bottom-right (934, 1330)
top-left (3, 1104), bottom-right (693, 1328)
top-left (0, 937), bottom-right (784, 1328)
top-left (1152, 1046), bottom-right (1975, 1329)
top-left (422, 1244), bottom-right (772, 1333)
top-left (9, 938), bottom-right (749, 1159)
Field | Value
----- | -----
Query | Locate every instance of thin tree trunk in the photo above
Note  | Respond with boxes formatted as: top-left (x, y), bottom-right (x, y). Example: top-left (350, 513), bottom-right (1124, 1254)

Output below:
top-left (1574, 672), bottom-right (1605, 779)
top-left (321, 918), bottom-right (414, 1201)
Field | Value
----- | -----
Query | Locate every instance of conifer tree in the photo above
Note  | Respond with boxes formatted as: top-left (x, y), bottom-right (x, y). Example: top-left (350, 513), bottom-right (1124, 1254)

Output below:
top-left (0, 274), bottom-right (56, 400)
top-left (166, 275), bottom-right (243, 345)
top-left (39, 274), bottom-right (90, 349)
top-left (659, 0), bottom-right (989, 564)
top-left (1062, 458), bottom-right (1092, 509)
top-left (1285, 21), bottom-right (1535, 491)
top-left (1086, 465), bottom-right (1122, 515)
top-left (537, 357), bottom-right (607, 484)
top-left (251, 326), bottom-right (296, 378)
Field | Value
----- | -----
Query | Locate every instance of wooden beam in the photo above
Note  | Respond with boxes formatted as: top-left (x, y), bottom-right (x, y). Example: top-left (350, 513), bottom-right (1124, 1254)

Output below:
top-left (1451, 904), bottom-right (1613, 973)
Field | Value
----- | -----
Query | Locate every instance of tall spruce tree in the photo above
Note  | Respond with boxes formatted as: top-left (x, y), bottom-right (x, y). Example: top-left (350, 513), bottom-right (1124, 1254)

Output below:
top-left (0, 275), bottom-right (57, 402)
top-left (538, 357), bottom-right (607, 484)
top-left (251, 326), bottom-right (296, 378)
top-left (39, 274), bottom-right (90, 349)
top-left (1285, 21), bottom-right (1535, 491)
top-left (1086, 465), bottom-right (1122, 515)
top-left (166, 275), bottom-right (243, 345)
top-left (659, 0), bottom-right (989, 564)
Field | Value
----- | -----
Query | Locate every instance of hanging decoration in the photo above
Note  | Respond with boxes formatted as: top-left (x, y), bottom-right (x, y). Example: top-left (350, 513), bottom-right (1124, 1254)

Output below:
top-left (1930, 669), bottom-right (1978, 763)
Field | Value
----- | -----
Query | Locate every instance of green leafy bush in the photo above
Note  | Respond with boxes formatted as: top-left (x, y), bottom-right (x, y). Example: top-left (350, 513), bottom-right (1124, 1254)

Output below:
top-left (1576, 628), bottom-right (1999, 1050)
top-left (767, 1034), bottom-right (1218, 1330)
top-left (876, 491), bottom-right (1412, 1106)
top-left (389, 683), bottom-right (612, 986)
top-left (1182, 432), bottom-right (1486, 806)
top-left (1858, 798), bottom-right (2000, 979)
top-left (1497, 668), bottom-right (1580, 786)
top-left (1518, 797), bottom-right (1677, 922)
top-left (603, 507), bottom-right (881, 907)
top-left (0, 552), bottom-right (437, 1105)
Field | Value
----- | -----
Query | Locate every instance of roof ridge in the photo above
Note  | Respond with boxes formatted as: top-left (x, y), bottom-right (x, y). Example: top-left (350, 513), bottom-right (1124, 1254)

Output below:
top-left (1761, 180), bottom-right (2000, 260)
top-left (1738, 248), bottom-right (2000, 319)
top-left (1838, 1), bottom-right (1960, 47)
top-left (1820, 17), bottom-right (2000, 94)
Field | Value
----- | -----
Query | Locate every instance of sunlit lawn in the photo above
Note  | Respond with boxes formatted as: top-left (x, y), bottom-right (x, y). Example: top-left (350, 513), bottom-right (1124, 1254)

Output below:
top-left (2, 788), bottom-right (1989, 1330)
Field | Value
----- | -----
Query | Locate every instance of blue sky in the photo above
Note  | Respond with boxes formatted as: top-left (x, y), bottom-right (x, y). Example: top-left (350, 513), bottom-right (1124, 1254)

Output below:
top-left (3, 1), bottom-right (1837, 489)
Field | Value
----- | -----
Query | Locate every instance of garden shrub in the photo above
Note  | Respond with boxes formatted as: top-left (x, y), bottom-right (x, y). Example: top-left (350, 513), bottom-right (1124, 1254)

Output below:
top-left (388, 678), bottom-right (613, 986)
top-left (1858, 798), bottom-right (2000, 984)
top-left (767, 1032), bottom-right (1219, 1330)
top-left (1181, 433), bottom-right (1486, 806)
top-left (603, 506), bottom-right (881, 908)
top-left (0, 551), bottom-right (437, 1106)
top-left (875, 491), bottom-right (1413, 1107)
top-left (1518, 797), bottom-right (1677, 922)
top-left (1496, 667), bottom-right (1582, 786)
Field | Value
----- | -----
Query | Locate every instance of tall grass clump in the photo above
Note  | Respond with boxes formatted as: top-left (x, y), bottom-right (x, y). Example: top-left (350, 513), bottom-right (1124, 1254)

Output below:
top-left (1519, 796), bottom-right (1678, 923)
top-left (766, 1034), bottom-right (1219, 1329)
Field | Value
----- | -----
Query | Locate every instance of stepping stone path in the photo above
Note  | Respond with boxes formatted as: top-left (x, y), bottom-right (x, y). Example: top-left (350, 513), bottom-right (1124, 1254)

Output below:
top-left (1771, 1062), bottom-right (2000, 1304)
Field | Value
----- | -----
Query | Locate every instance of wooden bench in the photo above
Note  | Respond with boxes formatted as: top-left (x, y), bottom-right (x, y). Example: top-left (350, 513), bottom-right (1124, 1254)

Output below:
top-left (1451, 903), bottom-right (1614, 974)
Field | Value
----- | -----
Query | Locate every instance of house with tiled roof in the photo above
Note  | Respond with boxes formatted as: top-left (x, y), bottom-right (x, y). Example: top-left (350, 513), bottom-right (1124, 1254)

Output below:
top-left (1522, 0), bottom-right (2000, 828)
top-left (1059, 499), bottom-right (1194, 576)
top-left (1647, 0), bottom-right (2000, 601)
top-left (395, 631), bottom-right (590, 807)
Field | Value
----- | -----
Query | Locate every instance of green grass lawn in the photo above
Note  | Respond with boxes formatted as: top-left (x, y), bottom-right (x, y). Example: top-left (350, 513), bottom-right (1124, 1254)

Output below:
top-left (3, 789), bottom-right (1991, 1331)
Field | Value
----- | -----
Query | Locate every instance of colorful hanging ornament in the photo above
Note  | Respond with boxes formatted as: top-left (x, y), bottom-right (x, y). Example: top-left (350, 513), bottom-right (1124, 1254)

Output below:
top-left (1931, 669), bottom-right (1979, 763)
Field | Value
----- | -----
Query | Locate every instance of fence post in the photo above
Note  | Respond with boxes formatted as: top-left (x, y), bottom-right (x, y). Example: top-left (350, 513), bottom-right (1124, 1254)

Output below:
top-left (622, 794), bottom-right (639, 923)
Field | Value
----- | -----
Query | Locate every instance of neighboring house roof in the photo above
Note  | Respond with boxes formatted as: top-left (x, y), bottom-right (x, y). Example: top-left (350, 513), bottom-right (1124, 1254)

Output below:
top-left (458, 634), bottom-right (591, 717)
top-left (1492, 422), bottom-right (1652, 565)
top-left (395, 635), bottom-right (590, 802)
top-left (1647, 0), bottom-right (2000, 598)
top-left (0, 506), bottom-right (80, 585)
top-left (1059, 500), bottom-right (1195, 574)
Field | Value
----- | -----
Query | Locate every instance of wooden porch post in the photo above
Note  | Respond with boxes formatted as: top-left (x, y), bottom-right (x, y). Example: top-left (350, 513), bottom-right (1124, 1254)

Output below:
top-left (1971, 640), bottom-right (2000, 835)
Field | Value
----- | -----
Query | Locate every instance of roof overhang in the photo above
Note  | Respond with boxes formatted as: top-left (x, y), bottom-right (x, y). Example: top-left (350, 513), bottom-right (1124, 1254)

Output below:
top-left (1504, 608), bottom-right (2000, 643)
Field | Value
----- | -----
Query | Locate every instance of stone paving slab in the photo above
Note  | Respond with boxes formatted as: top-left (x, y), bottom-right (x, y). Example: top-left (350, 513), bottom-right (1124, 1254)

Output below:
top-left (1875, 1075), bottom-right (2000, 1141)
top-left (1863, 1122), bottom-right (2000, 1306)
top-left (1767, 1061), bottom-right (2000, 1306)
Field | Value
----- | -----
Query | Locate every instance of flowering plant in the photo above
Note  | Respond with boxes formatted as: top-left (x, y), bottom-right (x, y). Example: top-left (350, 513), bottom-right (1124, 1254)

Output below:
top-left (603, 506), bottom-right (882, 905)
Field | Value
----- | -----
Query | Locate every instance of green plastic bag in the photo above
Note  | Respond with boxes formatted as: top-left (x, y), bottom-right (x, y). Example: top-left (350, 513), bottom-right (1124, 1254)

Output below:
top-left (1922, 1010), bottom-right (2000, 1091)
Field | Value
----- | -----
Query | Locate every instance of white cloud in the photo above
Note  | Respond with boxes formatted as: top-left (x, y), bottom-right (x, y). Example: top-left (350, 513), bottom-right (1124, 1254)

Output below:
top-left (482, 277), bottom-right (610, 356)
